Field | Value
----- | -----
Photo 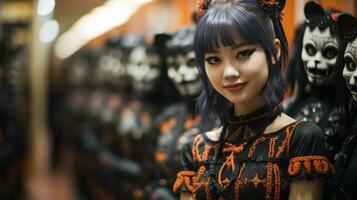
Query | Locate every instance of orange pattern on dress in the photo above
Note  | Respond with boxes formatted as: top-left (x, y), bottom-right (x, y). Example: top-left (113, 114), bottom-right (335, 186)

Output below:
top-left (273, 163), bottom-right (281, 200)
top-left (266, 162), bottom-right (273, 199)
top-left (173, 171), bottom-right (196, 192)
top-left (248, 137), bottom-right (266, 157)
top-left (275, 121), bottom-right (302, 158)
top-left (288, 155), bottom-right (334, 176)
top-left (250, 174), bottom-right (265, 188)
top-left (234, 163), bottom-right (246, 199)
top-left (218, 142), bottom-right (247, 187)
top-left (192, 135), bottom-right (212, 162)
top-left (268, 136), bottom-right (278, 158)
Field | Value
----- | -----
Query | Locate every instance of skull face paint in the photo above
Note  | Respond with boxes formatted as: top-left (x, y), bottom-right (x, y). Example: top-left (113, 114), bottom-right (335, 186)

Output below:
top-left (97, 48), bottom-right (126, 85)
top-left (301, 27), bottom-right (340, 86)
top-left (343, 38), bottom-right (357, 101)
top-left (167, 51), bottom-right (201, 97)
top-left (127, 45), bottom-right (161, 93)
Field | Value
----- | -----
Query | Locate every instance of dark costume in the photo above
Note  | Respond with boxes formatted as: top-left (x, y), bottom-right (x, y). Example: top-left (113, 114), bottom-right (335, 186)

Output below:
top-left (174, 106), bottom-right (333, 199)
top-left (285, 1), bottom-right (349, 160)
top-left (326, 13), bottom-right (357, 200)
top-left (148, 27), bottom-right (218, 199)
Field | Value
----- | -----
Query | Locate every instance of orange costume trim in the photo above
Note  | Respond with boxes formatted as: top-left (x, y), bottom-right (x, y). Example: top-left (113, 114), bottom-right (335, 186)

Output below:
top-left (288, 155), bottom-right (334, 177)
top-left (173, 171), bottom-right (196, 192)
top-left (276, 121), bottom-right (303, 158)
top-left (192, 135), bottom-right (213, 162)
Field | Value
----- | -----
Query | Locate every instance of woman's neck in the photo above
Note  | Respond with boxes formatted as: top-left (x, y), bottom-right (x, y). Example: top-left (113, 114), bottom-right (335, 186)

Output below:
top-left (234, 97), bottom-right (266, 116)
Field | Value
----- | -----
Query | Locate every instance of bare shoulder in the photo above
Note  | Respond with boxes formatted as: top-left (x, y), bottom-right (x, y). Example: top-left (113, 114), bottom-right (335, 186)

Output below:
top-left (205, 126), bottom-right (223, 142)
top-left (265, 113), bottom-right (297, 133)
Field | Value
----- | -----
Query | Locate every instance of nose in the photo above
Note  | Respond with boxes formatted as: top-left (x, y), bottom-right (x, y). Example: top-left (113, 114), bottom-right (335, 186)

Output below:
top-left (223, 64), bottom-right (239, 82)
top-left (314, 60), bottom-right (320, 65)
top-left (349, 75), bottom-right (357, 85)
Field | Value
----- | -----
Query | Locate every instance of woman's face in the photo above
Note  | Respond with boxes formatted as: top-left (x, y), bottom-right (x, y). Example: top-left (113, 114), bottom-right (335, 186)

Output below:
top-left (204, 41), bottom-right (269, 106)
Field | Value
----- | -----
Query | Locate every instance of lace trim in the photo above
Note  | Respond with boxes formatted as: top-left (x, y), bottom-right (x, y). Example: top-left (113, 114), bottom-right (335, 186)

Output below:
top-left (288, 155), bottom-right (334, 177)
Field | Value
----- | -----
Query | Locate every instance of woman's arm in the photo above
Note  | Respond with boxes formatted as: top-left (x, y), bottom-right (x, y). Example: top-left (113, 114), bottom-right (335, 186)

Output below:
top-left (180, 192), bottom-right (193, 200)
top-left (289, 179), bottom-right (324, 200)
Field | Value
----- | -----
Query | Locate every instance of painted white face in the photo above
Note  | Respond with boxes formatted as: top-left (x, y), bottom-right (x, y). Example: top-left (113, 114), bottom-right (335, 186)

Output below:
top-left (343, 38), bottom-right (357, 101)
top-left (127, 46), bottom-right (161, 92)
top-left (301, 27), bottom-right (340, 86)
top-left (97, 49), bottom-right (126, 84)
top-left (167, 51), bottom-right (201, 97)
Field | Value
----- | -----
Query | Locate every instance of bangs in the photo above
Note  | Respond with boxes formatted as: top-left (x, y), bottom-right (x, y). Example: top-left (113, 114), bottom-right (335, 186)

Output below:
top-left (195, 5), bottom-right (274, 54)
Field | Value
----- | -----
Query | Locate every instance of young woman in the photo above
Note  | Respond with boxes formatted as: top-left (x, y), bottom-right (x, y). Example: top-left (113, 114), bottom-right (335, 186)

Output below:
top-left (173, 0), bottom-right (333, 199)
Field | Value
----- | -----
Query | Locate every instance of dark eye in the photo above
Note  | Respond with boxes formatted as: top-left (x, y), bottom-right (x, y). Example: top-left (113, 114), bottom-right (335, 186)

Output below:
top-left (187, 58), bottom-right (196, 67)
top-left (345, 56), bottom-right (356, 71)
top-left (305, 44), bottom-right (316, 56)
top-left (205, 56), bottom-right (221, 65)
top-left (323, 46), bottom-right (338, 59)
top-left (236, 49), bottom-right (255, 59)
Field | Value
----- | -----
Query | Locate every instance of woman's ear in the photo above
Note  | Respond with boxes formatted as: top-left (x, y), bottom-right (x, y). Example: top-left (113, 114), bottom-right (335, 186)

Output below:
top-left (272, 39), bottom-right (281, 64)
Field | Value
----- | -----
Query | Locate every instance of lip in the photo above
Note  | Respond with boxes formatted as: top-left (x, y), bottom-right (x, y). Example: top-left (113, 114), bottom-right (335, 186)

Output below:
top-left (223, 82), bottom-right (247, 92)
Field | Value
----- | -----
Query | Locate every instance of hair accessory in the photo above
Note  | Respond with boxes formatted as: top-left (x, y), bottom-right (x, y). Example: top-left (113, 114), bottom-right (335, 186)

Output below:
top-left (258, 0), bottom-right (285, 20)
top-left (196, 0), bottom-right (211, 19)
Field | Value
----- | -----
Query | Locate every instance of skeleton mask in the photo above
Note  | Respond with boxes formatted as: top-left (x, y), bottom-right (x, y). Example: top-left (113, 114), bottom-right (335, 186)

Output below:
top-left (97, 48), bottom-right (125, 84)
top-left (166, 27), bottom-right (201, 97)
top-left (301, 27), bottom-right (340, 86)
top-left (167, 51), bottom-right (201, 97)
top-left (343, 38), bottom-right (357, 101)
top-left (127, 45), bottom-right (161, 93)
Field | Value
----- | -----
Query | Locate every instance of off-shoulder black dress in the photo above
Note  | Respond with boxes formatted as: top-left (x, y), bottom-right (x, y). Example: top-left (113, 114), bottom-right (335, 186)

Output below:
top-left (173, 106), bottom-right (333, 200)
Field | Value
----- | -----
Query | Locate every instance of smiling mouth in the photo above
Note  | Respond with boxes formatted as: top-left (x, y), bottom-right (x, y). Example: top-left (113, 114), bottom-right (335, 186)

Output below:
top-left (223, 82), bottom-right (247, 92)
top-left (306, 66), bottom-right (333, 77)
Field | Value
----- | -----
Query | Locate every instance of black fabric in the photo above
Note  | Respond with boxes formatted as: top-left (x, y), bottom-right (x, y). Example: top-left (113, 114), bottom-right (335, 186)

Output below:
top-left (176, 108), bottom-right (331, 199)
top-left (225, 105), bottom-right (280, 143)
top-left (329, 102), bottom-right (357, 200)
top-left (290, 121), bottom-right (326, 157)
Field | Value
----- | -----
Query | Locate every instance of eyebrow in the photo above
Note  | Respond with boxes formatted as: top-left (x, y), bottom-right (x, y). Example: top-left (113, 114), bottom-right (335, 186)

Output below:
top-left (205, 42), bottom-right (252, 54)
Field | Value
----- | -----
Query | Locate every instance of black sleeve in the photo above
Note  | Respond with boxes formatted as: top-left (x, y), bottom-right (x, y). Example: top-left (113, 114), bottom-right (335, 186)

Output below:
top-left (173, 135), bottom-right (198, 193)
top-left (288, 121), bottom-right (333, 180)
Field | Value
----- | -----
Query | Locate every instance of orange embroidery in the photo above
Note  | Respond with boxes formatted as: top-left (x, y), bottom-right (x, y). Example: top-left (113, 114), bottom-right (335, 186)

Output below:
top-left (205, 176), bottom-right (211, 200)
top-left (273, 164), bottom-right (280, 200)
top-left (288, 155), bottom-right (333, 177)
top-left (276, 121), bottom-right (302, 158)
top-left (250, 174), bottom-right (264, 188)
top-left (173, 171), bottom-right (196, 192)
top-left (192, 135), bottom-right (212, 162)
top-left (248, 137), bottom-right (266, 157)
top-left (218, 142), bottom-right (247, 186)
top-left (268, 136), bottom-right (278, 158)
top-left (266, 163), bottom-right (273, 199)
top-left (234, 163), bottom-right (246, 199)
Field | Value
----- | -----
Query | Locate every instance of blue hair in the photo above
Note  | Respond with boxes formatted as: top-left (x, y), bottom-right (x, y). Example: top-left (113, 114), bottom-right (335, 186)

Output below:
top-left (194, 2), bottom-right (288, 123)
